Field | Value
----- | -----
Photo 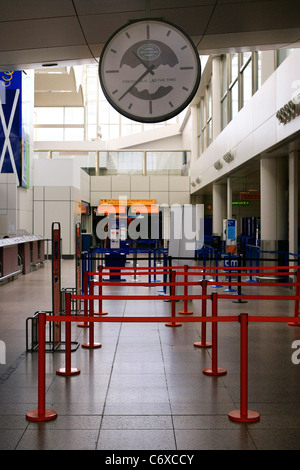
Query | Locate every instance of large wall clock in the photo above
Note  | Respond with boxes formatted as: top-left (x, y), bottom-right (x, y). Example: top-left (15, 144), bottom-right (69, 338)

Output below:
top-left (99, 18), bottom-right (201, 123)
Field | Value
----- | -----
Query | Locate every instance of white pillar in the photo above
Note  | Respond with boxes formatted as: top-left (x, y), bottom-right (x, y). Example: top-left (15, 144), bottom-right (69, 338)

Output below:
top-left (212, 183), bottom-right (226, 236)
top-left (289, 150), bottom-right (298, 258)
top-left (260, 157), bottom-right (288, 252)
top-left (227, 176), bottom-right (232, 219)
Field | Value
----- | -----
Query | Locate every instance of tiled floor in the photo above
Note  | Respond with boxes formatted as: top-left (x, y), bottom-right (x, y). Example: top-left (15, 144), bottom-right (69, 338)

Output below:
top-left (1, 258), bottom-right (300, 450)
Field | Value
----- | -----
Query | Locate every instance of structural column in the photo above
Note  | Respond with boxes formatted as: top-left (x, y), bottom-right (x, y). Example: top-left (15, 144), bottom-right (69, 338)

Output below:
top-left (260, 157), bottom-right (288, 257)
top-left (289, 150), bottom-right (298, 259)
top-left (212, 183), bottom-right (226, 236)
top-left (227, 176), bottom-right (232, 220)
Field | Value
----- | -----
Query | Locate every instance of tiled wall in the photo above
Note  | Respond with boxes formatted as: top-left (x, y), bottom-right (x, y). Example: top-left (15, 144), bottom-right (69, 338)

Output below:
top-left (33, 185), bottom-right (81, 256)
top-left (90, 175), bottom-right (191, 207)
top-left (0, 173), bottom-right (18, 237)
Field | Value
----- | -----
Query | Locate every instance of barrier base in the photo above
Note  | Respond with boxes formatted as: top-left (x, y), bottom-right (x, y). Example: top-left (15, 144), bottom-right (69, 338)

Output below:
top-left (288, 321), bottom-right (300, 326)
top-left (194, 341), bottom-right (212, 348)
top-left (203, 367), bottom-right (227, 376)
top-left (26, 409), bottom-right (57, 422)
top-left (94, 312), bottom-right (108, 316)
top-left (232, 299), bottom-right (248, 304)
top-left (56, 367), bottom-right (80, 376)
top-left (228, 409), bottom-right (260, 423)
top-left (165, 322), bottom-right (182, 327)
top-left (82, 342), bottom-right (102, 349)
top-left (178, 310), bottom-right (193, 315)
top-left (77, 323), bottom-right (89, 327)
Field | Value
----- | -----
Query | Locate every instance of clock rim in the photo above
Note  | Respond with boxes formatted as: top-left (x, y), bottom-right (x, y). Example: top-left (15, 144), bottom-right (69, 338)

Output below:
top-left (98, 18), bottom-right (201, 124)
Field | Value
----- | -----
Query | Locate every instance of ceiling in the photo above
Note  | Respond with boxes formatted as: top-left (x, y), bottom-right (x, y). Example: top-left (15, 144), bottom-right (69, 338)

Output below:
top-left (0, 0), bottom-right (300, 71)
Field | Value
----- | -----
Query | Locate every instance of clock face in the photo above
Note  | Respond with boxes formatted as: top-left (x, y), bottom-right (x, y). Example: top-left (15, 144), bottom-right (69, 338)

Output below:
top-left (99, 19), bottom-right (201, 123)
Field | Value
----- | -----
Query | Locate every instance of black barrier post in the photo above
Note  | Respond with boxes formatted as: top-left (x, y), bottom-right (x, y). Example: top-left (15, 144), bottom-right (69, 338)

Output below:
top-left (232, 253), bottom-right (248, 304)
top-left (51, 222), bottom-right (62, 350)
top-left (75, 222), bottom-right (81, 314)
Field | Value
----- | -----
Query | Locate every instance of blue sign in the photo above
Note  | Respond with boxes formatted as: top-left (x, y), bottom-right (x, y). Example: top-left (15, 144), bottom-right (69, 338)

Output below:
top-left (227, 219), bottom-right (236, 240)
top-left (0, 70), bottom-right (29, 188)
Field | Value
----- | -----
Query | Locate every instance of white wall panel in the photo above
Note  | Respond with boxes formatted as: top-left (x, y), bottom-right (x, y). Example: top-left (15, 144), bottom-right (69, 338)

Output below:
top-left (169, 176), bottom-right (190, 192)
top-left (149, 175), bottom-right (168, 192)
top-left (130, 176), bottom-right (149, 192)
top-left (111, 175), bottom-right (130, 192)
top-left (169, 192), bottom-right (190, 206)
top-left (45, 201), bottom-right (71, 254)
top-left (33, 201), bottom-right (44, 236)
top-left (45, 186), bottom-right (71, 201)
top-left (91, 176), bottom-right (111, 191)
top-left (149, 192), bottom-right (169, 205)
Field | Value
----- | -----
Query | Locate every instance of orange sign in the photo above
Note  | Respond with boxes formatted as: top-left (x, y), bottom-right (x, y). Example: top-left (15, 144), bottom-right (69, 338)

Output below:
top-left (100, 198), bottom-right (156, 206)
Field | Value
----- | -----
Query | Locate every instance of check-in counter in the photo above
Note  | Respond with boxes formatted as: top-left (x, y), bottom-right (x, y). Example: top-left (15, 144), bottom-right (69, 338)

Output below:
top-left (0, 235), bottom-right (47, 282)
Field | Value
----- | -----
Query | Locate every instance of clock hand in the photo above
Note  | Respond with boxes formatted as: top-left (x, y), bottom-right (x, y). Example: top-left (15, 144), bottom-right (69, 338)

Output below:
top-left (119, 64), bottom-right (155, 101)
top-left (132, 51), bottom-right (155, 75)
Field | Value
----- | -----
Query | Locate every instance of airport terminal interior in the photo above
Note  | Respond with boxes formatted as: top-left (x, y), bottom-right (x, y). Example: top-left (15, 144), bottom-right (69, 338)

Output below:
top-left (1, 0), bottom-right (300, 451)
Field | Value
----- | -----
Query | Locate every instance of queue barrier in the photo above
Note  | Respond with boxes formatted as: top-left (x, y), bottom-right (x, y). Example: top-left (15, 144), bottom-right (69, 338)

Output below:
top-left (26, 263), bottom-right (300, 423)
top-left (83, 263), bottom-right (300, 324)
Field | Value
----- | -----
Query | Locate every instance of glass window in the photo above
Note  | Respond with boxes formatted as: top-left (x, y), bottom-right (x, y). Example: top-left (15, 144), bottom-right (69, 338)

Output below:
top-left (277, 48), bottom-right (294, 66)
top-left (241, 52), bottom-right (251, 66)
top-left (221, 95), bottom-right (228, 130)
top-left (64, 107), bottom-right (84, 124)
top-left (35, 107), bottom-right (64, 125)
top-left (35, 128), bottom-right (64, 141)
top-left (256, 52), bottom-right (262, 90)
top-left (242, 60), bottom-right (253, 106)
top-left (64, 128), bottom-right (84, 141)
top-left (221, 55), bottom-right (227, 97)
top-left (230, 54), bottom-right (239, 83)
top-left (87, 124), bottom-right (97, 140)
top-left (230, 81), bottom-right (239, 119)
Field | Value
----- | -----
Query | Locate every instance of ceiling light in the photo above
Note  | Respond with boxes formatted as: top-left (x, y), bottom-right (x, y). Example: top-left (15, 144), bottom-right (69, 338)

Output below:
top-left (223, 152), bottom-right (234, 163)
top-left (214, 160), bottom-right (223, 170)
top-left (42, 63), bottom-right (58, 67)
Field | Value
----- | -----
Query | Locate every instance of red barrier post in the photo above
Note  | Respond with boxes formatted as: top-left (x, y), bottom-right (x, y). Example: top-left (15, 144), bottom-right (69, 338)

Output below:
top-left (203, 293), bottom-right (227, 376)
top-left (82, 280), bottom-right (102, 349)
top-left (289, 269), bottom-right (300, 326)
top-left (179, 265), bottom-right (193, 315)
top-left (26, 313), bottom-right (57, 422)
top-left (78, 270), bottom-right (89, 328)
top-left (165, 270), bottom-right (182, 327)
top-left (194, 280), bottom-right (212, 348)
top-left (57, 293), bottom-right (80, 376)
top-left (228, 314), bottom-right (260, 423)
top-left (95, 265), bottom-right (108, 315)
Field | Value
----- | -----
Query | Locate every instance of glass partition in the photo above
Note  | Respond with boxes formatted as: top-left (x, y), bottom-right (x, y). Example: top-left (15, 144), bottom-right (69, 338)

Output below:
top-left (33, 150), bottom-right (190, 176)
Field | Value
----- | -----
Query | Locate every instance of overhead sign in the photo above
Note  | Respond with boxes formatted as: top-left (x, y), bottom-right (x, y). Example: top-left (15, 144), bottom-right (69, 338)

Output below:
top-left (240, 193), bottom-right (260, 201)
top-left (100, 198), bottom-right (156, 206)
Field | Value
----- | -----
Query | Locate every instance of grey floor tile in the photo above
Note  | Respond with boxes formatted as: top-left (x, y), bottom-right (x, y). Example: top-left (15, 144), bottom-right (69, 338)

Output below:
top-left (101, 415), bottom-right (173, 430)
top-left (175, 429), bottom-right (257, 450)
top-left (16, 429), bottom-right (99, 450)
top-left (97, 429), bottom-right (176, 450)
